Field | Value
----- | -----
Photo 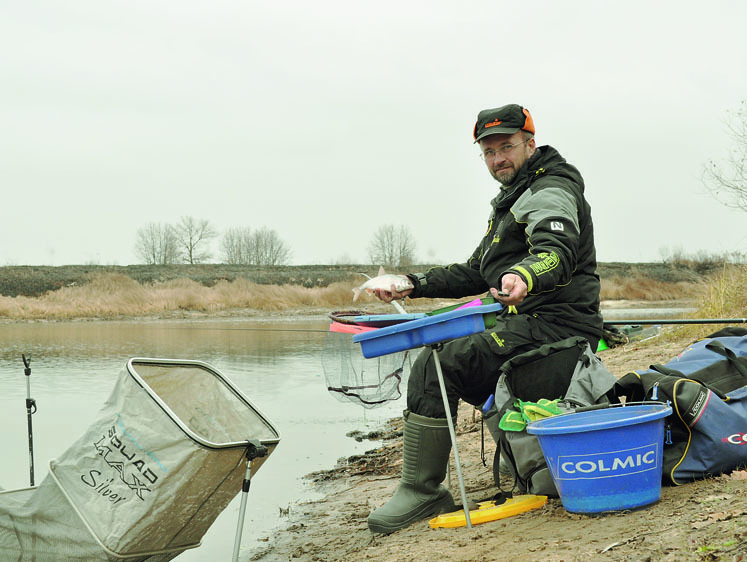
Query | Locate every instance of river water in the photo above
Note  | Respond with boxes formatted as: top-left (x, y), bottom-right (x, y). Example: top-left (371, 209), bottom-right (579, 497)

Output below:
top-left (0, 316), bottom-right (408, 560)
top-left (0, 303), bottom-right (694, 559)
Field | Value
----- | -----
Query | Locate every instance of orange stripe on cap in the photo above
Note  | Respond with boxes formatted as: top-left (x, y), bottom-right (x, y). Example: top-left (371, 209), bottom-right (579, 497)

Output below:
top-left (522, 108), bottom-right (535, 134)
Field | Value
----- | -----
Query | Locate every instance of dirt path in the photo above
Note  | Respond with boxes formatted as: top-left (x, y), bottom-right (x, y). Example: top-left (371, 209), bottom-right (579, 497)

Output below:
top-left (248, 332), bottom-right (747, 562)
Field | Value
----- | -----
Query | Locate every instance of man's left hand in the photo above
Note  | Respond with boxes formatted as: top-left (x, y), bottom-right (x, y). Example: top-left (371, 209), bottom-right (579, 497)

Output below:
top-left (490, 273), bottom-right (528, 306)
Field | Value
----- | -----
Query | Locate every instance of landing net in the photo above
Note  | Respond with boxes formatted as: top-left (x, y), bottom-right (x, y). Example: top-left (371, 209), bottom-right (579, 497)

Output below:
top-left (321, 311), bottom-right (411, 409)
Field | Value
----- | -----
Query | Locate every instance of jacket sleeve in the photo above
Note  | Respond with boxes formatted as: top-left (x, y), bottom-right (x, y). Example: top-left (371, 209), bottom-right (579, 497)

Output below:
top-left (408, 245), bottom-right (489, 299)
top-left (504, 183), bottom-right (580, 294)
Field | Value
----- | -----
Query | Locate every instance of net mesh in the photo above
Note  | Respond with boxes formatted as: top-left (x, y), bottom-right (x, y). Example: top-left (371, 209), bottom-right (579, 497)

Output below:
top-left (321, 316), bottom-right (411, 409)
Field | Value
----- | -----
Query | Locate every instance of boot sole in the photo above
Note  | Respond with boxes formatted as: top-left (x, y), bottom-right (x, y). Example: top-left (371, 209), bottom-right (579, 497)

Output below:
top-left (368, 495), bottom-right (455, 534)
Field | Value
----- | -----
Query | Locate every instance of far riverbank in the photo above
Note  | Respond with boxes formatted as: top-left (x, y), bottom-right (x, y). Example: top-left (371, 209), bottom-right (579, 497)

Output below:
top-left (2, 261), bottom-right (737, 324)
top-left (0, 261), bottom-right (721, 298)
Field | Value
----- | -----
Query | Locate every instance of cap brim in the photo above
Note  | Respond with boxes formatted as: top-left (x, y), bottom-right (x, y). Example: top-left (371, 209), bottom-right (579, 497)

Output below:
top-left (474, 126), bottom-right (521, 143)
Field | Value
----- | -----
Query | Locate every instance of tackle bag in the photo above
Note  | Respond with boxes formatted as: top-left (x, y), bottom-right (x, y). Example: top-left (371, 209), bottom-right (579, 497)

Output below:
top-left (614, 327), bottom-right (747, 485)
top-left (483, 337), bottom-right (618, 497)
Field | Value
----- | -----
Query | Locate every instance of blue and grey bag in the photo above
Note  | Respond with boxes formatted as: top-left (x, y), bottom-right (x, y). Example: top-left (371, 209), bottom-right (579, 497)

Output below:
top-left (614, 327), bottom-right (747, 485)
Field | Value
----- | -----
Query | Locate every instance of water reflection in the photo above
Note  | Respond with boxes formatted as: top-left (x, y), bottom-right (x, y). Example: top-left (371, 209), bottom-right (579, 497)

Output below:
top-left (0, 317), bottom-right (403, 560)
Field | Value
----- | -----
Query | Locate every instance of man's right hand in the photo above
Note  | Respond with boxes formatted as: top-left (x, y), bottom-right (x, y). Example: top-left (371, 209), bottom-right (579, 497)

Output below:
top-left (374, 286), bottom-right (413, 303)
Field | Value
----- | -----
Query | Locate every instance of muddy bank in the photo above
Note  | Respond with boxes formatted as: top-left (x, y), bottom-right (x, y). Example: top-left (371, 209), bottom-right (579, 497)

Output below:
top-left (248, 332), bottom-right (747, 562)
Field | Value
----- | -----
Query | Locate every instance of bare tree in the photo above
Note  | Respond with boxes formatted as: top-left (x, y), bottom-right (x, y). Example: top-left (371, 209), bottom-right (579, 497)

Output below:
top-left (331, 253), bottom-right (355, 265)
top-left (134, 223), bottom-right (179, 265)
top-left (703, 100), bottom-right (747, 212)
top-left (221, 226), bottom-right (291, 265)
top-left (221, 226), bottom-right (252, 264)
top-left (248, 227), bottom-right (292, 265)
top-left (174, 216), bottom-right (217, 264)
top-left (367, 224), bottom-right (417, 268)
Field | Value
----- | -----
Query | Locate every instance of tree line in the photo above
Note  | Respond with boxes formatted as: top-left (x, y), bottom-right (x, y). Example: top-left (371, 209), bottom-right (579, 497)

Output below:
top-left (135, 99), bottom-right (747, 269)
top-left (134, 217), bottom-right (419, 267)
top-left (134, 217), bottom-right (292, 265)
top-left (132, 100), bottom-right (747, 267)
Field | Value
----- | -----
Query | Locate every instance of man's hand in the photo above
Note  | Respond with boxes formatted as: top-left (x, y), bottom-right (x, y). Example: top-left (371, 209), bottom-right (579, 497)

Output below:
top-left (373, 286), bottom-right (413, 303)
top-left (490, 273), bottom-right (528, 306)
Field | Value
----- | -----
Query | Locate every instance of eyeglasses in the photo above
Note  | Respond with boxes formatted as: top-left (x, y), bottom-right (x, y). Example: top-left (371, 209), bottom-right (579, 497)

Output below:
top-left (479, 139), bottom-right (530, 161)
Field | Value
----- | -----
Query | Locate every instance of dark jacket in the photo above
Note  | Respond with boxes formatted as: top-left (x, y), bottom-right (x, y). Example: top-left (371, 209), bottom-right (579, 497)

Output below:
top-left (409, 145), bottom-right (603, 341)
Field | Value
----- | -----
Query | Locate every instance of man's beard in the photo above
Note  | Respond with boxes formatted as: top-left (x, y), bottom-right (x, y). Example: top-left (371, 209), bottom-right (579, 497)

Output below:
top-left (492, 166), bottom-right (517, 187)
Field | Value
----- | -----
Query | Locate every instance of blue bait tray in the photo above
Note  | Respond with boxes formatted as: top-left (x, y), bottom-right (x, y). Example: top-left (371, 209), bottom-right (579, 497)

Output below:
top-left (352, 303), bottom-right (503, 358)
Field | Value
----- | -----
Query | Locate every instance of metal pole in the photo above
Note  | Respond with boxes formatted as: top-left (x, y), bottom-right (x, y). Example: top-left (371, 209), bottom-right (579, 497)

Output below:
top-left (604, 318), bottom-right (747, 325)
top-left (232, 440), bottom-right (268, 562)
top-left (22, 354), bottom-right (36, 487)
top-left (431, 346), bottom-right (472, 528)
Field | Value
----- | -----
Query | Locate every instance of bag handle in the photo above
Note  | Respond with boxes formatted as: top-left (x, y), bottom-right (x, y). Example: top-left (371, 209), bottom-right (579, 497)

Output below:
top-left (646, 364), bottom-right (730, 400)
top-left (705, 340), bottom-right (747, 379)
top-left (614, 371), bottom-right (654, 403)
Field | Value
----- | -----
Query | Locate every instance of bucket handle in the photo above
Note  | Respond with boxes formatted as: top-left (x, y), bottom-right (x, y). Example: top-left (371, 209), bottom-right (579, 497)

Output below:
top-left (572, 400), bottom-right (668, 414)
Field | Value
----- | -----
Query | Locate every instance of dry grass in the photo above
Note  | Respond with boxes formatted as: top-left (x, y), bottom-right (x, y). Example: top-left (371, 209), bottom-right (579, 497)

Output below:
top-left (699, 264), bottom-right (747, 317)
top-left (599, 276), bottom-right (703, 301)
top-left (0, 267), bottom-right (743, 322)
top-left (0, 273), bottom-right (359, 320)
top-left (671, 263), bottom-right (747, 340)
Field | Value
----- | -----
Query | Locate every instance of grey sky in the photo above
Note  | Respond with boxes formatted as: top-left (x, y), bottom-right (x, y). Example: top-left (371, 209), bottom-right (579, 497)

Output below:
top-left (2, 1), bottom-right (746, 267)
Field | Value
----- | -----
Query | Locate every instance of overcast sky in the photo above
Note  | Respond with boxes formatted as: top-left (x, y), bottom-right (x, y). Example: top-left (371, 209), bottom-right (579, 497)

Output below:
top-left (2, 1), bottom-right (746, 267)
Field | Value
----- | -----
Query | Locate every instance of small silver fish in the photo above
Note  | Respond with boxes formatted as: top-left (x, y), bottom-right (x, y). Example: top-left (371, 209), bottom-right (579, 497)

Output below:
top-left (352, 266), bottom-right (414, 301)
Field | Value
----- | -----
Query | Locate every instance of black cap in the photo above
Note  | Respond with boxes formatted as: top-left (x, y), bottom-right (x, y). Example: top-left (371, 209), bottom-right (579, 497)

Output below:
top-left (473, 104), bottom-right (535, 143)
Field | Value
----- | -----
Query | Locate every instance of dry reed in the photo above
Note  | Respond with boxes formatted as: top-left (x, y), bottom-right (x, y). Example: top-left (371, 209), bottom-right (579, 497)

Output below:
top-left (0, 274), bottom-right (363, 321)
top-left (672, 263), bottom-right (747, 340)
top-left (0, 267), bottom-right (739, 322)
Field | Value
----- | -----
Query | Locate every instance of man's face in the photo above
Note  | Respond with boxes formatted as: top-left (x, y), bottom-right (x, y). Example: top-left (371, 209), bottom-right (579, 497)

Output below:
top-left (479, 131), bottom-right (536, 187)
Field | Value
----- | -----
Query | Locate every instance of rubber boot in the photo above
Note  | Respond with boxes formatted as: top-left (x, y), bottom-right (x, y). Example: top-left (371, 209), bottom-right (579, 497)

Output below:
top-left (367, 410), bottom-right (455, 534)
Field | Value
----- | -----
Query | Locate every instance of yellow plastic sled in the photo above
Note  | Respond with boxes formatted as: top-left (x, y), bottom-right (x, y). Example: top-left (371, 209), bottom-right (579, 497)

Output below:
top-left (429, 495), bottom-right (547, 529)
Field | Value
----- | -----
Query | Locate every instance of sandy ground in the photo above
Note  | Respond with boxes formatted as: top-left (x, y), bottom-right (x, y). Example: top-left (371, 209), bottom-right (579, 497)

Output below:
top-left (247, 330), bottom-right (747, 562)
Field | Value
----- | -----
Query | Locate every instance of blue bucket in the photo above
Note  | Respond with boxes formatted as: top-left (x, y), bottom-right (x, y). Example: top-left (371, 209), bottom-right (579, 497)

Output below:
top-left (527, 403), bottom-right (672, 514)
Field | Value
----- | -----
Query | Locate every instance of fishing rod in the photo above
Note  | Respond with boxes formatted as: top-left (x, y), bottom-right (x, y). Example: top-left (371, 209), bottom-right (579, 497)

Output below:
top-left (604, 318), bottom-right (747, 326)
top-left (163, 326), bottom-right (330, 334)
top-left (159, 318), bottom-right (747, 334)
top-left (22, 354), bottom-right (37, 487)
